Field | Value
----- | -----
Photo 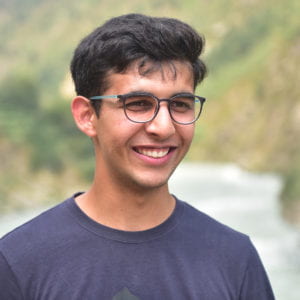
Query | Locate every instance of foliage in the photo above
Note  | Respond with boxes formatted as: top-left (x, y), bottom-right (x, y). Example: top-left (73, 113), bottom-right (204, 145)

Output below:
top-left (0, 75), bottom-right (94, 174)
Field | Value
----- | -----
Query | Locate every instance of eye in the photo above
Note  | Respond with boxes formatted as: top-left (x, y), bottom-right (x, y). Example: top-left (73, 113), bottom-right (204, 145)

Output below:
top-left (124, 96), bottom-right (155, 112)
top-left (170, 97), bottom-right (195, 112)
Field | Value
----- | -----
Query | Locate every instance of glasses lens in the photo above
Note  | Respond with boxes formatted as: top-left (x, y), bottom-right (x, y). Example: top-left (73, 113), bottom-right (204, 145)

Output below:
top-left (170, 95), bottom-right (201, 124)
top-left (124, 94), bottom-right (157, 123)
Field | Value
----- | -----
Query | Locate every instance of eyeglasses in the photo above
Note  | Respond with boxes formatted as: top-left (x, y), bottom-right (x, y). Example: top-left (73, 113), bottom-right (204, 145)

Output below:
top-left (89, 92), bottom-right (206, 125)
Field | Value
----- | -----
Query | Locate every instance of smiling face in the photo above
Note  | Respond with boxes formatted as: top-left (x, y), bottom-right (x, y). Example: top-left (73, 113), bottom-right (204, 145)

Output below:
top-left (88, 61), bottom-right (195, 192)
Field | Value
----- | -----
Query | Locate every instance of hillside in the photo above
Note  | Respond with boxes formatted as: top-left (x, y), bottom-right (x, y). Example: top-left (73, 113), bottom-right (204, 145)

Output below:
top-left (0, 0), bottom-right (299, 223)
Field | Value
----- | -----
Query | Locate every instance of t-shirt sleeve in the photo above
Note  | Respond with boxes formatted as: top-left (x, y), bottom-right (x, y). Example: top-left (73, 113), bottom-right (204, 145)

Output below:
top-left (0, 251), bottom-right (23, 300)
top-left (239, 241), bottom-right (275, 300)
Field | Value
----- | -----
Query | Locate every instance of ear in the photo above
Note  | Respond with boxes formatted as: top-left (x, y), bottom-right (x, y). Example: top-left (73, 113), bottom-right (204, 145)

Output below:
top-left (71, 96), bottom-right (97, 137)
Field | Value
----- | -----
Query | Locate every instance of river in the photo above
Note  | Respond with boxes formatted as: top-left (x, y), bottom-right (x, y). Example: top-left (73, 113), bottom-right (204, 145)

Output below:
top-left (1, 163), bottom-right (299, 299)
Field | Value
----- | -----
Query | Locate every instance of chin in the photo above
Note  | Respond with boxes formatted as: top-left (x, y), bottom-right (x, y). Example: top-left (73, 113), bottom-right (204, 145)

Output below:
top-left (128, 171), bottom-right (175, 192)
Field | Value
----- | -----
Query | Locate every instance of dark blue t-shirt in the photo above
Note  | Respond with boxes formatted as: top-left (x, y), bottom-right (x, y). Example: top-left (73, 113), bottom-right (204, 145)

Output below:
top-left (0, 195), bottom-right (274, 299)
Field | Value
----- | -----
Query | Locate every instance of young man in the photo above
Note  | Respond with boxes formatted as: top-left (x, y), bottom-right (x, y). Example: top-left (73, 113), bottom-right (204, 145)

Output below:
top-left (0, 14), bottom-right (274, 299)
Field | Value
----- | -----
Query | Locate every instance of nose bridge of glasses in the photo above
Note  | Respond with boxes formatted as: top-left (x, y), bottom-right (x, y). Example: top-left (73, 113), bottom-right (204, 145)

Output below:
top-left (149, 100), bottom-right (175, 128)
top-left (156, 98), bottom-right (172, 115)
top-left (157, 98), bottom-right (173, 109)
top-left (148, 99), bottom-right (176, 130)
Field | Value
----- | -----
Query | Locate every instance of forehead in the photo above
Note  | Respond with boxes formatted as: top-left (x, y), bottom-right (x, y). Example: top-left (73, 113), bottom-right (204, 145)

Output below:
top-left (105, 60), bottom-right (194, 94)
top-left (134, 59), bottom-right (193, 80)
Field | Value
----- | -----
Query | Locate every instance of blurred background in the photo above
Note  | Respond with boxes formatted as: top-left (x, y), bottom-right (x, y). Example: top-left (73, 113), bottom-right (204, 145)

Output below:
top-left (0, 0), bottom-right (299, 298)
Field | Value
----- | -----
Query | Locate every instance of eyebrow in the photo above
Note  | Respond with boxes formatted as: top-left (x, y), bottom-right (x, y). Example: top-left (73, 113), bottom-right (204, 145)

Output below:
top-left (123, 90), bottom-right (195, 98)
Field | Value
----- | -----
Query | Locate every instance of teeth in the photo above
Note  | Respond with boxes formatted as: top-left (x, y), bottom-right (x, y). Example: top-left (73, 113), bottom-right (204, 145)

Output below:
top-left (137, 148), bottom-right (169, 158)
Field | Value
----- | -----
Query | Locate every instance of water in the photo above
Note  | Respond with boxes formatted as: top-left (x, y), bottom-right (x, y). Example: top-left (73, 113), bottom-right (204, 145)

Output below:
top-left (1, 163), bottom-right (299, 299)
top-left (169, 163), bottom-right (300, 300)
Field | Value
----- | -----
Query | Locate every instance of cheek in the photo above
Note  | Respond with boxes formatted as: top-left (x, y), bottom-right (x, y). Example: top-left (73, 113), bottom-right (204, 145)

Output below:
top-left (179, 125), bottom-right (195, 145)
top-left (99, 118), bottom-right (140, 148)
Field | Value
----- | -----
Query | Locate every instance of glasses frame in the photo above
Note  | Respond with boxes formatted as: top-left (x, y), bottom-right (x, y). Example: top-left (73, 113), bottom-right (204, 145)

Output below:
top-left (89, 92), bottom-right (206, 125)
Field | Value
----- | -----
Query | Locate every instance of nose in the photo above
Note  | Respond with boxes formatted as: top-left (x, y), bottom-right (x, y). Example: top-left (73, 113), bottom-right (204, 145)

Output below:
top-left (144, 102), bottom-right (175, 139)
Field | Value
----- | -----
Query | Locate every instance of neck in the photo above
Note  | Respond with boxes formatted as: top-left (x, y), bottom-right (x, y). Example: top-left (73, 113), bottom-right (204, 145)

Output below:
top-left (75, 176), bottom-right (175, 231)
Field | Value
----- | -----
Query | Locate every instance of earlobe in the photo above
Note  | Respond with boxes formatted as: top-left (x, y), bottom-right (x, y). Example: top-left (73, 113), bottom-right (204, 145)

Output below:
top-left (71, 96), bottom-right (97, 137)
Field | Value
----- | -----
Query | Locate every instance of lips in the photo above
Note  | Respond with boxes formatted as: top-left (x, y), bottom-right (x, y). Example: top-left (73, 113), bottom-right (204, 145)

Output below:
top-left (134, 147), bottom-right (172, 158)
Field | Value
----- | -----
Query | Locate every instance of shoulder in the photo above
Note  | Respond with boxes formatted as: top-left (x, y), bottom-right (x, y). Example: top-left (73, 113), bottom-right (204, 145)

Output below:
top-left (0, 196), bottom-right (75, 264)
top-left (1, 199), bottom-right (67, 239)
top-left (180, 200), bottom-right (247, 237)
top-left (177, 200), bottom-right (275, 299)
top-left (178, 199), bottom-right (254, 256)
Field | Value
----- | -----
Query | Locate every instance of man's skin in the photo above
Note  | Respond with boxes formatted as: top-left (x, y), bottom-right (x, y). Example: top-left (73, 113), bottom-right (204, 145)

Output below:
top-left (71, 60), bottom-right (196, 231)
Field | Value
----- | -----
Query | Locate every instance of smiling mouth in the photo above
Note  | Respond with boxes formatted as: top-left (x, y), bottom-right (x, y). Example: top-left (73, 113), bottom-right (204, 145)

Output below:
top-left (134, 147), bottom-right (173, 158)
